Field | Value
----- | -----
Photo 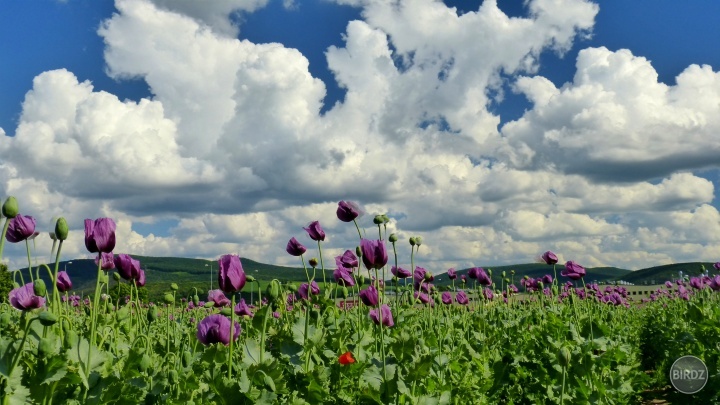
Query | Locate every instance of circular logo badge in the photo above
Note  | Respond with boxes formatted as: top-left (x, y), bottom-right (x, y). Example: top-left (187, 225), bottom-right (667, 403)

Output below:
top-left (669, 355), bottom-right (708, 394)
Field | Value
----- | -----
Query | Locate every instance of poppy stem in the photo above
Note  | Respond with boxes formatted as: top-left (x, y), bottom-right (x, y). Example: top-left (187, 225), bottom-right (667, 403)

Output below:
top-left (228, 295), bottom-right (235, 379)
top-left (25, 240), bottom-right (34, 283)
top-left (0, 218), bottom-right (10, 262)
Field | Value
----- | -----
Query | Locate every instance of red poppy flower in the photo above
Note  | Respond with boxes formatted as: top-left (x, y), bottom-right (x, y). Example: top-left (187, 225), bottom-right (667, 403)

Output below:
top-left (339, 351), bottom-right (355, 365)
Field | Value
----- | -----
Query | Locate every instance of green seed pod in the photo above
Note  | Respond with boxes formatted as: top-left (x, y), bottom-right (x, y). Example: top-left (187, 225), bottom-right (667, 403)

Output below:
top-left (373, 215), bottom-right (384, 225)
top-left (34, 279), bottom-right (47, 296)
top-left (409, 237), bottom-right (417, 246)
top-left (504, 278), bottom-right (510, 284)
top-left (559, 347), bottom-right (571, 367)
top-left (0, 312), bottom-right (11, 328)
top-left (64, 330), bottom-right (79, 349)
top-left (163, 293), bottom-right (175, 304)
top-left (341, 286), bottom-right (349, 299)
top-left (356, 246), bottom-right (362, 257)
top-left (38, 337), bottom-right (55, 357)
top-left (2, 196), bottom-right (19, 218)
top-left (170, 283), bottom-right (178, 291)
top-left (246, 275), bottom-right (256, 282)
top-left (147, 307), bottom-right (158, 323)
top-left (414, 236), bottom-right (423, 246)
top-left (192, 295), bottom-right (200, 306)
top-left (182, 350), bottom-right (192, 368)
top-left (37, 311), bottom-right (58, 326)
top-left (309, 258), bottom-right (319, 268)
top-left (12, 282), bottom-right (20, 289)
top-left (424, 271), bottom-right (433, 283)
top-left (389, 233), bottom-right (398, 243)
top-left (54, 217), bottom-right (69, 241)
top-left (138, 353), bottom-right (152, 372)
top-left (220, 307), bottom-right (232, 316)
top-left (511, 270), bottom-right (515, 275)
top-left (488, 269), bottom-right (492, 277)
top-left (112, 272), bottom-right (121, 281)
top-left (267, 280), bottom-right (280, 300)
top-left (501, 271), bottom-right (506, 278)
top-left (169, 369), bottom-right (179, 384)
top-left (203, 302), bottom-right (214, 308)
top-left (380, 214), bottom-right (390, 224)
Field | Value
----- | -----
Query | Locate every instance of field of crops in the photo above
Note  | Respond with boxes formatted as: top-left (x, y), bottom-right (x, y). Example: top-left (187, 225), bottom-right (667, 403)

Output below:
top-left (1, 197), bottom-right (719, 404)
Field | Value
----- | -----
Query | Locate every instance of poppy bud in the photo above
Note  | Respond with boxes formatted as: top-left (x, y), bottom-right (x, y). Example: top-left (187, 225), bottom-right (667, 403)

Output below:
top-left (267, 280), bottom-right (281, 300)
top-left (2, 196), bottom-right (19, 218)
top-left (409, 237), bottom-right (417, 246)
top-left (373, 215), bottom-right (384, 225)
top-left (309, 258), bottom-right (319, 268)
top-left (380, 214), bottom-right (390, 224)
top-left (0, 313), bottom-right (10, 328)
top-left (504, 278), bottom-right (510, 284)
top-left (424, 271), bottom-right (433, 282)
top-left (511, 270), bottom-right (515, 275)
top-left (559, 347), bottom-right (571, 367)
top-left (34, 279), bottom-right (47, 296)
top-left (182, 351), bottom-right (193, 368)
top-left (415, 236), bottom-right (423, 246)
top-left (38, 311), bottom-right (57, 326)
top-left (147, 308), bottom-right (158, 323)
top-left (13, 282), bottom-right (20, 289)
top-left (552, 286), bottom-right (558, 296)
top-left (192, 295), bottom-right (200, 305)
top-left (139, 354), bottom-right (152, 372)
top-left (38, 337), bottom-right (55, 357)
top-left (113, 272), bottom-right (121, 281)
top-left (246, 275), bottom-right (256, 282)
top-left (169, 369), bottom-right (179, 384)
top-left (389, 233), bottom-right (398, 243)
top-left (341, 286), bottom-right (349, 298)
top-left (501, 271), bottom-right (506, 278)
top-left (54, 217), bottom-right (69, 241)
top-left (203, 302), bottom-right (214, 308)
top-left (220, 307), bottom-right (232, 316)
top-left (170, 283), bottom-right (178, 291)
top-left (356, 246), bottom-right (362, 257)
top-left (164, 293), bottom-right (174, 304)
top-left (64, 330), bottom-right (78, 349)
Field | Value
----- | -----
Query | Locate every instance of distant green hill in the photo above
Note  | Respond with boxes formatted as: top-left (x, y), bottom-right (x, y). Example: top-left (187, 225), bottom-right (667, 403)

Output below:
top-left (10, 256), bottom-right (717, 301)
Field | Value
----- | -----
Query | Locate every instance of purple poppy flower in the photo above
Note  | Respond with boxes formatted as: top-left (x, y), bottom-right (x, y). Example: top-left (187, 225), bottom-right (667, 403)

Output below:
top-left (136, 269), bottom-right (146, 287)
top-left (541, 251), bottom-right (559, 265)
top-left (336, 200), bottom-right (362, 222)
top-left (84, 218), bottom-right (116, 253)
top-left (196, 314), bottom-right (241, 346)
top-left (335, 250), bottom-right (358, 270)
top-left (9, 283), bottom-right (46, 310)
top-left (456, 291), bottom-right (469, 305)
top-left (333, 267), bottom-right (356, 287)
top-left (441, 291), bottom-right (452, 305)
top-left (413, 291), bottom-right (432, 304)
top-left (114, 254), bottom-right (141, 281)
top-left (56, 271), bottom-right (72, 292)
top-left (413, 266), bottom-right (433, 284)
top-left (689, 277), bottom-right (704, 290)
top-left (218, 254), bottom-right (246, 293)
top-left (561, 261), bottom-right (586, 280)
top-left (483, 288), bottom-right (494, 300)
top-left (665, 281), bottom-right (673, 289)
top-left (273, 311), bottom-right (280, 318)
top-left (391, 266), bottom-right (412, 279)
top-left (508, 284), bottom-right (519, 294)
top-left (447, 268), bottom-right (457, 280)
top-left (303, 221), bottom-right (325, 242)
top-left (476, 268), bottom-right (493, 286)
top-left (208, 290), bottom-right (231, 307)
top-left (95, 252), bottom-right (115, 270)
top-left (359, 285), bottom-right (379, 307)
top-left (414, 281), bottom-right (432, 293)
top-left (714, 262), bottom-right (720, 271)
top-left (298, 281), bottom-right (320, 300)
top-left (360, 239), bottom-right (388, 270)
top-left (369, 304), bottom-right (394, 327)
top-left (6, 215), bottom-right (36, 243)
top-left (286, 237), bottom-right (307, 256)
top-left (234, 299), bottom-right (254, 317)
top-left (708, 275), bottom-right (720, 291)
top-left (542, 274), bottom-right (553, 285)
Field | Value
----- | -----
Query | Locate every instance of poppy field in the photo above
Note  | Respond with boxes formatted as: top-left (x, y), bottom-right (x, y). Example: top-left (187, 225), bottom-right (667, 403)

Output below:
top-left (1, 196), bottom-right (720, 404)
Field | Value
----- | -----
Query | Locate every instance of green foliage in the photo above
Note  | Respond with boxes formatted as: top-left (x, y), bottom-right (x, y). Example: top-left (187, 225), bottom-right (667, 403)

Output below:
top-left (0, 263), bottom-right (13, 303)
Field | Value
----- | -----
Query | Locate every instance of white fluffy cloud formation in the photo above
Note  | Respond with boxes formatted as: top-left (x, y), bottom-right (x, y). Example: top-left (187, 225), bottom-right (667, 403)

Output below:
top-left (1, 0), bottom-right (719, 272)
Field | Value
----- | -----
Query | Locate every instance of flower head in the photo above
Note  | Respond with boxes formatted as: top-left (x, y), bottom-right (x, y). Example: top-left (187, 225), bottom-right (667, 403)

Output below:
top-left (95, 252), bottom-right (115, 270)
top-left (456, 291), bottom-right (469, 305)
top-left (391, 265), bottom-right (412, 279)
top-left (298, 281), bottom-right (320, 300)
top-left (336, 200), bottom-right (362, 222)
top-left (286, 237), bottom-right (307, 256)
top-left (208, 290), bottom-right (231, 307)
top-left (335, 250), bottom-right (358, 270)
top-left (333, 267), bottom-right (356, 287)
top-left (441, 291), bottom-right (452, 305)
top-left (136, 269), bottom-right (146, 287)
top-left (339, 351), bottom-right (355, 365)
top-left (9, 283), bottom-right (45, 310)
top-left (196, 314), bottom-right (241, 346)
top-left (114, 254), bottom-right (141, 281)
top-left (369, 304), bottom-right (394, 327)
top-left (6, 215), bottom-right (36, 243)
top-left (541, 251), bottom-right (559, 265)
top-left (468, 267), bottom-right (491, 286)
top-left (561, 261), bottom-right (586, 280)
top-left (360, 239), bottom-right (388, 270)
top-left (234, 299), bottom-right (254, 317)
top-left (56, 271), bottom-right (72, 292)
top-left (218, 254), bottom-right (246, 293)
top-left (413, 266), bottom-right (433, 284)
top-left (542, 274), bottom-right (553, 285)
top-left (359, 285), bottom-right (379, 307)
top-left (84, 218), bottom-right (116, 253)
top-left (447, 268), bottom-right (457, 280)
top-left (303, 221), bottom-right (325, 242)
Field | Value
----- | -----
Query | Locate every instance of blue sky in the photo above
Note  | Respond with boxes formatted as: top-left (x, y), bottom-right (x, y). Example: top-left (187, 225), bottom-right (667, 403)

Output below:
top-left (1, 0), bottom-right (720, 271)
